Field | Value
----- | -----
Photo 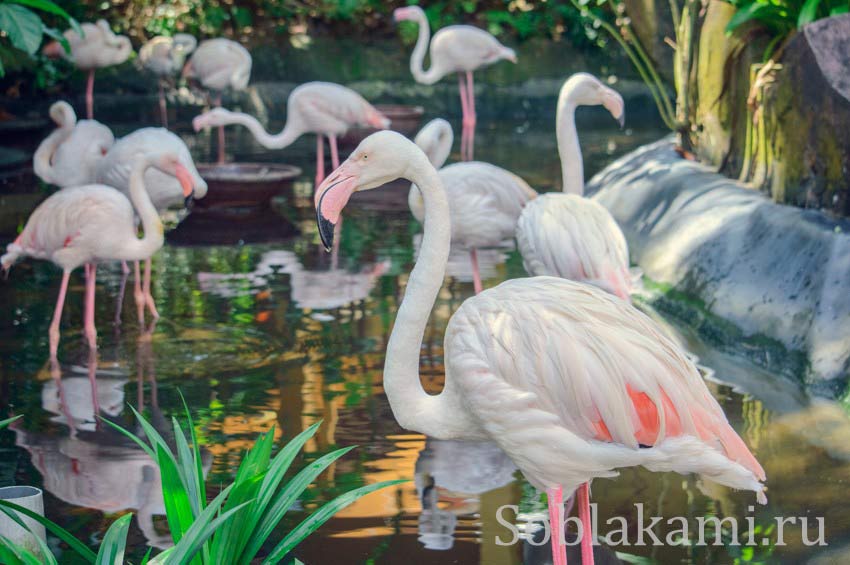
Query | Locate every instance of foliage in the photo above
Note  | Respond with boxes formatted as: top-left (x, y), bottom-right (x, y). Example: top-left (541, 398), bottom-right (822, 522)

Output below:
top-left (0, 0), bottom-right (78, 78)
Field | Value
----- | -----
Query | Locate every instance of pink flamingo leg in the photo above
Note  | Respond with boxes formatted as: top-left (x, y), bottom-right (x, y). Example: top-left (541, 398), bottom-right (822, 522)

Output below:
top-left (315, 134), bottom-right (325, 189)
top-left (469, 248), bottom-right (483, 294)
top-left (133, 261), bottom-right (145, 326)
top-left (49, 270), bottom-right (72, 357)
top-left (85, 69), bottom-right (95, 119)
top-left (465, 71), bottom-right (477, 127)
top-left (83, 263), bottom-right (97, 349)
top-left (327, 133), bottom-right (342, 269)
top-left (86, 349), bottom-right (101, 428)
top-left (215, 94), bottom-right (225, 164)
top-left (458, 73), bottom-right (471, 161)
top-left (329, 134), bottom-right (340, 169)
top-left (159, 83), bottom-right (168, 128)
top-left (578, 483), bottom-right (594, 565)
top-left (547, 487), bottom-right (567, 565)
top-left (114, 263), bottom-right (129, 326)
top-left (142, 258), bottom-right (160, 321)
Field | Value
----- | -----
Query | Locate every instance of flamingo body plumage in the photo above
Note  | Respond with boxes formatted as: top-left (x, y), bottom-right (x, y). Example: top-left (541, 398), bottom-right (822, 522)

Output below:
top-left (139, 34), bottom-right (197, 77)
top-left (183, 38), bottom-right (251, 92)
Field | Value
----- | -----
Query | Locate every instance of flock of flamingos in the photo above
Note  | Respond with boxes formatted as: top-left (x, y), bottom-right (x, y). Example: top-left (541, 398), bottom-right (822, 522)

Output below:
top-left (1, 6), bottom-right (767, 564)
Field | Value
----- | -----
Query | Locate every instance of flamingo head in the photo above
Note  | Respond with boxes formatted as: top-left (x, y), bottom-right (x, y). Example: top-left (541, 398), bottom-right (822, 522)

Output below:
top-left (414, 118), bottom-right (453, 169)
top-left (562, 73), bottom-right (625, 128)
top-left (149, 153), bottom-right (197, 206)
top-left (393, 5), bottom-right (424, 22)
top-left (42, 40), bottom-right (64, 59)
top-left (192, 108), bottom-right (234, 132)
top-left (315, 131), bottom-right (419, 251)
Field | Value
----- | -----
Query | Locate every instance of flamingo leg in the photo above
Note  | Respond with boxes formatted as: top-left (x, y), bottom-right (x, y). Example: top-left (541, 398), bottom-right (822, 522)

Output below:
top-left (327, 133), bottom-right (342, 269)
top-left (49, 270), bottom-right (71, 357)
top-left (134, 260), bottom-right (145, 327)
top-left (143, 258), bottom-right (160, 321)
top-left (469, 248), bottom-right (483, 294)
top-left (215, 93), bottom-right (225, 164)
top-left (465, 71), bottom-right (476, 160)
top-left (315, 134), bottom-right (325, 189)
top-left (158, 82), bottom-right (168, 128)
top-left (83, 263), bottom-right (97, 349)
top-left (86, 69), bottom-right (95, 119)
top-left (458, 73), bottom-right (471, 161)
top-left (578, 483), bottom-right (594, 565)
top-left (114, 262), bottom-right (129, 326)
top-left (86, 348), bottom-right (101, 429)
top-left (547, 487), bottom-right (567, 565)
top-left (329, 134), bottom-right (340, 169)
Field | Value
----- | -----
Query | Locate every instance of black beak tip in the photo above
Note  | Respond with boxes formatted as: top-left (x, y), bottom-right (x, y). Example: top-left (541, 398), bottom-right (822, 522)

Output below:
top-left (185, 192), bottom-right (195, 209)
top-left (317, 213), bottom-right (336, 253)
top-left (618, 115), bottom-right (625, 129)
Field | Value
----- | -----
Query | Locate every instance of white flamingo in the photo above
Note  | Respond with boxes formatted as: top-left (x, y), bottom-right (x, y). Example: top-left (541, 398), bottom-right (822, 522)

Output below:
top-left (410, 118), bottom-right (536, 294)
top-left (1, 153), bottom-right (195, 356)
top-left (96, 127), bottom-right (208, 324)
top-left (516, 73), bottom-right (634, 300)
top-left (393, 5), bottom-right (516, 159)
top-left (43, 20), bottom-right (132, 119)
top-left (192, 81), bottom-right (390, 187)
top-left (139, 34), bottom-right (198, 127)
top-left (33, 101), bottom-right (114, 187)
top-left (183, 38), bottom-right (252, 163)
top-left (314, 131), bottom-right (766, 565)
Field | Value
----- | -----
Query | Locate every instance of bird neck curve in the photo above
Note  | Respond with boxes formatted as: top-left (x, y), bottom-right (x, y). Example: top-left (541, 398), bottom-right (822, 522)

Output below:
top-left (408, 12), bottom-right (442, 85)
top-left (385, 151), bottom-right (480, 440)
top-left (226, 111), bottom-right (301, 150)
top-left (556, 88), bottom-right (584, 196)
top-left (33, 127), bottom-right (73, 185)
top-left (126, 158), bottom-right (164, 261)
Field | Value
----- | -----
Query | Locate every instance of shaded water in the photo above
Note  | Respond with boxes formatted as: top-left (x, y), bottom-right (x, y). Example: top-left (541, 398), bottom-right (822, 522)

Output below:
top-left (1, 41), bottom-right (849, 564)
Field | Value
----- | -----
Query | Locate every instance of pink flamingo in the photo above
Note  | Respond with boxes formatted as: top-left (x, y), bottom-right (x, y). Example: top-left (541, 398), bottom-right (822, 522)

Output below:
top-left (1, 153), bottom-right (195, 356)
top-left (410, 118), bottom-right (536, 294)
top-left (43, 20), bottom-right (132, 119)
top-left (192, 81), bottom-right (390, 188)
top-left (139, 34), bottom-right (197, 127)
top-left (182, 38), bottom-right (252, 164)
top-left (314, 131), bottom-right (766, 565)
top-left (33, 101), bottom-right (114, 187)
top-left (393, 5), bottom-right (516, 160)
top-left (517, 73), bottom-right (634, 300)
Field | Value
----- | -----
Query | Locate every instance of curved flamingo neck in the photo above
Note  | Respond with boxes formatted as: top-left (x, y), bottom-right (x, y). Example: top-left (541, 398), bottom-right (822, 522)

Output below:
top-left (556, 87), bottom-right (584, 196)
top-left (408, 12), bottom-right (442, 85)
top-left (125, 158), bottom-right (164, 261)
top-left (385, 151), bottom-right (481, 440)
top-left (33, 127), bottom-right (73, 184)
top-left (224, 112), bottom-right (301, 149)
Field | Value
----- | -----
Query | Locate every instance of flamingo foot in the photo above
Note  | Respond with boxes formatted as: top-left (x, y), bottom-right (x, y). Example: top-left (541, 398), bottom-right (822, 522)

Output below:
top-left (144, 293), bottom-right (160, 321)
top-left (547, 487), bottom-right (567, 565)
top-left (578, 483), bottom-right (594, 565)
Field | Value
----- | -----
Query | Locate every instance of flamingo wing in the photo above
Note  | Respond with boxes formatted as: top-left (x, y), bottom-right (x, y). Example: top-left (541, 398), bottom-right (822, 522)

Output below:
top-left (445, 277), bottom-right (765, 494)
top-left (431, 26), bottom-right (513, 71)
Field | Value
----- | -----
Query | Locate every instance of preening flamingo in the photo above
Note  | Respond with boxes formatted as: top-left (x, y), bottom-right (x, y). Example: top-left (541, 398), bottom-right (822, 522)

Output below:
top-left (410, 118), bottom-right (536, 294)
top-left (96, 127), bottom-right (207, 324)
top-left (314, 131), bottom-right (766, 565)
top-left (394, 5), bottom-right (516, 159)
top-left (1, 153), bottom-right (195, 356)
top-left (192, 81), bottom-right (390, 187)
top-left (33, 101), bottom-right (114, 187)
top-left (183, 38), bottom-right (252, 163)
top-left (43, 20), bottom-right (132, 119)
top-left (139, 34), bottom-right (198, 127)
top-left (516, 73), bottom-right (634, 300)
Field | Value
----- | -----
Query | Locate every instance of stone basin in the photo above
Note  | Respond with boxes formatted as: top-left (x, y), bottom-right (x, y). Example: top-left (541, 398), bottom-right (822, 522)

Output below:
top-left (195, 162), bottom-right (301, 210)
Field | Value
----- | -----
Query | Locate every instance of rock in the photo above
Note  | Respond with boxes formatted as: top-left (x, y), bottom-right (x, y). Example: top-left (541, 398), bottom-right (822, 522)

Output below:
top-left (587, 137), bottom-right (850, 394)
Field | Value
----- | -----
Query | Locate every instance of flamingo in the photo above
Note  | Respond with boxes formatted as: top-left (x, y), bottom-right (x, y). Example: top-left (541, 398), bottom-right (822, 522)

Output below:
top-left (393, 5), bottom-right (516, 160)
top-left (410, 118), bottom-right (536, 294)
top-left (95, 127), bottom-right (207, 324)
top-left (192, 81), bottom-right (390, 187)
top-left (516, 73), bottom-right (634, 300)
top-left (314, 131), bottom-right (767, 565)
top-left (183, 38), bottom-right (252, 163)
top-left (1, 152), bottom-right (195, 356)
top-left (139, 34), bottom-right (197, 127)
top-left (43, 20), bottom-right (132, 119)
top-left (33, 101), bottom-right (114, 187)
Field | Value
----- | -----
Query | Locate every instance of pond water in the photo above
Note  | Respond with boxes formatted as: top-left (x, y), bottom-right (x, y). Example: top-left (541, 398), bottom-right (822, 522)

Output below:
top-left (1, 39), bottom-right (850, 564)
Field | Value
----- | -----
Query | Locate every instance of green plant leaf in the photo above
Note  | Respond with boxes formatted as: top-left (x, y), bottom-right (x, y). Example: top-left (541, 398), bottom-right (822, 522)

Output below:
top-left (0, 4), bottom-right (44, 55)
top-left (95, 514), bottom-right (132, 565)
top-left (0, 415), bottom-right (22, 429)
top-left (157, 442), bottom-right (196, 546)
top-left (172, 417), bottom-right (204, 517)
top-left (41, 26), bottom-right (68, 53)
top-left (830, 4), bottom-right (849, 15)
top-left (0, 505), bottom-right (58, 564)
top-left (262, 479), bottom-right (407, 564)
top-left (798, 0), bottom-right (823, 27)
top-left (0, 500), bottom-right (97, 563)
top-left (726, 3), bottom-right (789, 35)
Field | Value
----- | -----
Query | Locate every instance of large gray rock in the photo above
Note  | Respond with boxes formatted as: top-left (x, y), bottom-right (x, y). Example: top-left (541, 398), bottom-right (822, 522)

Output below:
top-left (587, 137), bottom-right (850, 393)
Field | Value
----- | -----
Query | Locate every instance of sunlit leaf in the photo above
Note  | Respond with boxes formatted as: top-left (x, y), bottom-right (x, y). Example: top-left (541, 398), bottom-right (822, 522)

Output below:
top-left (0, 4), bottom-right (44, 55)
top-left (94, 514), bottom-right (132, 565)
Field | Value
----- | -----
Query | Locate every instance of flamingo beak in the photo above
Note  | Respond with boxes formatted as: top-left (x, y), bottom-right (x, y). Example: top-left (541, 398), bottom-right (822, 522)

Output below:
top-left (192, 114), bottom-right (206, 132)
top-left (393, 7), bottom-right (414, 22)
top-left (315, 161), bottom-right (360, 252)
top-left (602, 89), bottom-right (625, 129)
top-left (43, 41), bottom-right (63, 59)
top-left (175, 163), bottom-right (195, 207)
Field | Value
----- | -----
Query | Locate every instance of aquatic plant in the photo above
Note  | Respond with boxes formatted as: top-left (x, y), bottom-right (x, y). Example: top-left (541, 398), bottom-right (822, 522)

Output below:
top-left (0, 408), bottom-right (404, 563)
top-left (0, 0), bottom-right (78, 77)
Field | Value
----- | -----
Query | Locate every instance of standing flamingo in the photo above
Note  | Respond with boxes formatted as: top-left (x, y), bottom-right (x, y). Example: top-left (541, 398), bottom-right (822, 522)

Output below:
top-left (43, 20), bottom-right (132, 119)
top-left (183, 38), bottom-right (252, 163)
top-left (1, 153), bottom-right (195, 356)
top-left (314, 131), bottom-right (766, 565)
top-left (393, 5), bottom-right (516, 160)
top-left (139, 34), bottom-right (198, 127)
top-left (517, 73), bottom-right (634, 300)
top-left (410, 118), bottom-right (536, 294)
top-left (33, 101), bottom-right (114, 187)
top-left (192, 81), bottom-right (390, 188)
top-left (96, 128), bottom-right (207, 324)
